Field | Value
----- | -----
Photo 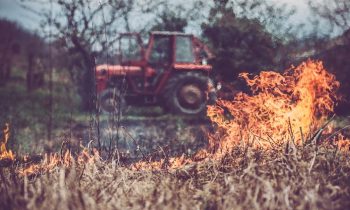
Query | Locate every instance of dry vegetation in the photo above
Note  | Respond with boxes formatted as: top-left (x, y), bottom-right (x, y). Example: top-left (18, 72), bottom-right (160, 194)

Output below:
top-left (1, 60), bottom-right (350, 210)
top-left (0, 138), bottom-right (350, 210)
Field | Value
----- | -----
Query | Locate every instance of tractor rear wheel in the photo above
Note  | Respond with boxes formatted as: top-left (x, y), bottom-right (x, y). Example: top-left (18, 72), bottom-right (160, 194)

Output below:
top-left (98, 88), bottom-right (126, 115)
top-left (163, 72), bottom-right (209, 116)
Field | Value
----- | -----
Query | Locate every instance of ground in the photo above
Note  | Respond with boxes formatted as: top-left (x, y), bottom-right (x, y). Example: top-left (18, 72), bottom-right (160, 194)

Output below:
top-left (1, 68), bottom-right (350, 210)
top-left (1, 140), bottom-right (350, 210)
top-left (0, 72), bottom-right (211, 158)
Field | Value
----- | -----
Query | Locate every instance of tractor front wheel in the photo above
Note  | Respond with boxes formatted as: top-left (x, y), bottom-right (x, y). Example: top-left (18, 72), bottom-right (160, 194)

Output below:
top-left (163, 72), bottom-right (210, 116)
top-left (98, 88), bottom-right (126, 115)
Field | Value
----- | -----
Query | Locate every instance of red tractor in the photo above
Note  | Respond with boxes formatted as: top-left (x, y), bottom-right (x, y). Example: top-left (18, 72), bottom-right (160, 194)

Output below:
top-left (95, 31), bottom-right (217, 116)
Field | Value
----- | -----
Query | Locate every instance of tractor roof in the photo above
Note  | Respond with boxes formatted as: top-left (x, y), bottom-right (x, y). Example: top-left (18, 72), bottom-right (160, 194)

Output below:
top-left (151, 31), bottom-right (192, 36)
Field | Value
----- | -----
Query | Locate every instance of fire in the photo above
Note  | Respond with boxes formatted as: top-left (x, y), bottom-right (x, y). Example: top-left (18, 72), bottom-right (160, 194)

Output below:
top-left (2, 60), bottom-right (346, 175)
top-left (208, 60), bottom-right (340, 156)
top-left (124, 60), bottom-right (345, 170)
top-left (19, 153), bottom-right (65, 176)
top-left (19, 148), bottom-right (101, 176)
top-left (0, 123), bottom-right (14, 160)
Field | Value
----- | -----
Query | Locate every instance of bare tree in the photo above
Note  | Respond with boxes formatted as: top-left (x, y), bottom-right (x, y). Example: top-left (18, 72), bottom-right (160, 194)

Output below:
top-left (20, 0), bottom-right (135, 110)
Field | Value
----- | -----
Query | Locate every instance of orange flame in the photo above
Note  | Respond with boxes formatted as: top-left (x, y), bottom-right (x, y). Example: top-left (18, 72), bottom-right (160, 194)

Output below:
top-left (11, 60), bottom-right (348, 175)
top-left (131, 60), bottom-right (345, 170)
top-left (0, 123), bottom-right (14, 160)
top-left (19, 148), bottom-right (101, 176)
top-left (208, 60), bottom-right (340, 156)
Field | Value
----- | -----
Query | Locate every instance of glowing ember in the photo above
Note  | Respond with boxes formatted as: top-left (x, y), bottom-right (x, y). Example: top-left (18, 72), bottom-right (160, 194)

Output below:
top-left (208, 60), bottom-right (340, 155)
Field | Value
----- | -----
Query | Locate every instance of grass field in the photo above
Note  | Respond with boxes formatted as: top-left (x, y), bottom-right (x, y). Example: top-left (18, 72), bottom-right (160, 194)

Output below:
top-left (1, 61), bottom-right (350, 210)
top-left (0, 137), bottom-right (349, 210)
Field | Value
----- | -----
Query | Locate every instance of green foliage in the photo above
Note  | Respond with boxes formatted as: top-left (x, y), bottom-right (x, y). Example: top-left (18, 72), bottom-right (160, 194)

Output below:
top-left (151, 10), bottom-right (188, 32)
top-left (0, 19), bottom-right (46, 87)
top-left (0, 69), bottom-right (80, 152)
top-left (314, 33), bottom-right (350, 115)
top-left (202, 3), bottom-right (281, 82)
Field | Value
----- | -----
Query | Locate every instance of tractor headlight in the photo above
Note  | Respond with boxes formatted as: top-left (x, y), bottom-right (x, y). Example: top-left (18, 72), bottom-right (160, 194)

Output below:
top-left (216, 82), bottom-right (222, 90)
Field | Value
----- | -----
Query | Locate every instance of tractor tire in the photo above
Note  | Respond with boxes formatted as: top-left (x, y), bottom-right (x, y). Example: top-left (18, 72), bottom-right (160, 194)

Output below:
top-left (98, 88), bottom-right (126, 116)
top-left (162, 72), bottom-right (211, 116)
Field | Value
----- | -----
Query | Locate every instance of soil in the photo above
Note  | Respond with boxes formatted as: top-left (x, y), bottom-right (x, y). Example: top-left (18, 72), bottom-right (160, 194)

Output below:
top-left (71, 114), bottom-right (213, 160)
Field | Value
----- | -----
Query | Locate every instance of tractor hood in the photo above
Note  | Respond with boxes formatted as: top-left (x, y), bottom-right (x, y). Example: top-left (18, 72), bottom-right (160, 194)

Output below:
top-left (96, 64), bottom-right (156, 77)
top-left (96, 64), bottom-right (143, 76)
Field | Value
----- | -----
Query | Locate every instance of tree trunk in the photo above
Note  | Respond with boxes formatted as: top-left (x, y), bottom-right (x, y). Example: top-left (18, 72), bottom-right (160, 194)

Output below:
top-left (0, 66), bottom-right (5, 86)
top-left (27, 53), bottom-right (34, 92)
top-left (71, 36), bottom-right (96, 111)
top-left (80, 59), bottom-right (96, 111)
top-left (0, 51), bottom-right (11, 87)
top-left (4, 62), bottom-right (11, 81)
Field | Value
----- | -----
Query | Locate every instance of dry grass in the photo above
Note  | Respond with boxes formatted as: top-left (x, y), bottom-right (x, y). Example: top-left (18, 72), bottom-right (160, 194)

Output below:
top-left (0, 137), bottom-right (349, 210)
top-left (2, 60), bottom-right (348, 210)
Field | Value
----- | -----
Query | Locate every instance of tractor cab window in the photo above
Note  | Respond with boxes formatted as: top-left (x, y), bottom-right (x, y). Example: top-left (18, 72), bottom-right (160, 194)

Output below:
top-left (175, 36), bottom-right (194, 63)
top-left (119, 35), bottom-right (142, 62)
top-left (149, 36), bottom-right (171, 64)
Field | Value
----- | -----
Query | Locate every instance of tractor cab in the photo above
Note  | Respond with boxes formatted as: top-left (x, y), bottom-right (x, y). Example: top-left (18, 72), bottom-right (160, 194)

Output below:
top-left (98, 31), bottom-right (213, 91)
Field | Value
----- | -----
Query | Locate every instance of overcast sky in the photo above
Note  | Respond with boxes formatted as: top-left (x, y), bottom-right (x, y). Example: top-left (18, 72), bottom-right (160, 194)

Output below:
top-left (0, 0), bottom-right (41, 30)
top-left (0, 0), bottom-right (329, 37)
